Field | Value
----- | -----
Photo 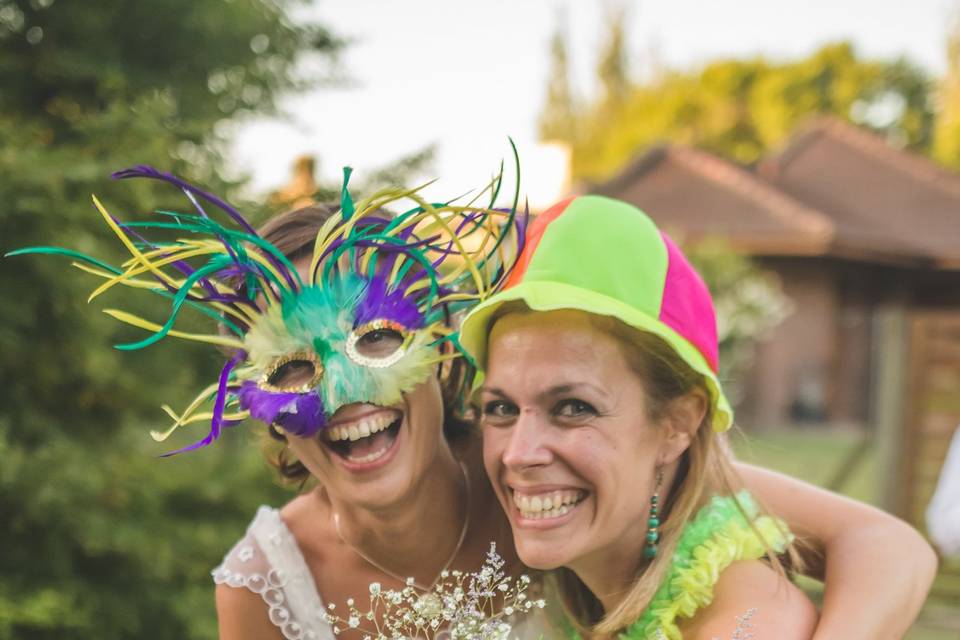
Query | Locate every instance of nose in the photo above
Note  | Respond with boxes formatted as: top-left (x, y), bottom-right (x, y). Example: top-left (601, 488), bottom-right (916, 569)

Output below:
top-left (501, 410), bottom-right (553, 470)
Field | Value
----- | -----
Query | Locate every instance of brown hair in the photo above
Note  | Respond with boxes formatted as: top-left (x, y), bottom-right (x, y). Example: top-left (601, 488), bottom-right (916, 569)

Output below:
top-left (249, 204), bottom-right (476, 484)
top-left (486, 304), bottom-right (798, 636)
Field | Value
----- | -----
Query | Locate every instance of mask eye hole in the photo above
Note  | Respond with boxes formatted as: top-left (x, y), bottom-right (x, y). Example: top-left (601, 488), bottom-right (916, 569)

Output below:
top-left (261, 352), bottom-right (323, 392)
top-left (347, 320), bottom-right (409, 367)
top-left (356, 328), bottom-right (404, 358)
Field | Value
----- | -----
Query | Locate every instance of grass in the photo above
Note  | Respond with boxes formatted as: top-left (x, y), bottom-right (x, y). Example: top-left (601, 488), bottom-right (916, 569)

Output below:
top-left (732, 427), bottom-right (960, 639)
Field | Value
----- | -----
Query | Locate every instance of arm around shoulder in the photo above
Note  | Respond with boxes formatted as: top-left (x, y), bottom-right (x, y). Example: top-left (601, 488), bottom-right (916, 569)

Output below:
top-left (734, 461), bottom-right (938, 639)
top-left (215, 583), bottom-right (283, 640)
top-left (682, 560), bottom-right (818, 640)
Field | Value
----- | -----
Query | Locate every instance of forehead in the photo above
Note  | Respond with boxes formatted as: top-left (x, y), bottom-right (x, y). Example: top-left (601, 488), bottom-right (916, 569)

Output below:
top-left (486, 310), bottom-right (629, 377)
top-left (293, 255), bottom-right (313, 281)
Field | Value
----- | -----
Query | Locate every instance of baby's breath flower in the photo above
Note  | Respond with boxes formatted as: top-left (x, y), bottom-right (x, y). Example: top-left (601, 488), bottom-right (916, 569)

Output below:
top-left (323, 543), bottom-right (538, 639)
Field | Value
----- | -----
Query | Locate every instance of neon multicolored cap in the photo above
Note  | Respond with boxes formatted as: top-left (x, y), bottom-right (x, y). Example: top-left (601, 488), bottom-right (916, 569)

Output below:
top-left (459, 194), bottom-right (733, 431)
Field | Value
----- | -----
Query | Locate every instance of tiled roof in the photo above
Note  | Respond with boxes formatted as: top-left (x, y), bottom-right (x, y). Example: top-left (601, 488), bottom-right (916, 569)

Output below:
top-left (758, 117), bottom-right (960, 268)
top-left (592, 118), bottom-right (960, 268)
top-left (594, 145), bottom-right (834, 255)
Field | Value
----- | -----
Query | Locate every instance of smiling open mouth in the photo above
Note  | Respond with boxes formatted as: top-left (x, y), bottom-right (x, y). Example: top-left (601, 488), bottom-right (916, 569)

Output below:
top-left (511, 489), bottom-right (587, 520)
top-left (322, 408), bottom-right (403, 464)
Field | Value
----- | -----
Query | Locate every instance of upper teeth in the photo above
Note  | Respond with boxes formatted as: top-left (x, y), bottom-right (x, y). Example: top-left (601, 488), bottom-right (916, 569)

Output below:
top-left (327, 413), bottom-right (397, 442)
top-left (513, 490), bottom-right (584, 519)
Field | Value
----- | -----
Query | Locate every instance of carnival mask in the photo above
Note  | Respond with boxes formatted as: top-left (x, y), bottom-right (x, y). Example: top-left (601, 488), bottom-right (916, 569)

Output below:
top-left (11, 162), bottom-right (523, 454)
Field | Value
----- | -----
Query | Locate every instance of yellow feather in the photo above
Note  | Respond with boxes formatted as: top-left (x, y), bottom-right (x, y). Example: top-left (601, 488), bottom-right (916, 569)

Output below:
top-left (102, 309), bottom-right (245, 349)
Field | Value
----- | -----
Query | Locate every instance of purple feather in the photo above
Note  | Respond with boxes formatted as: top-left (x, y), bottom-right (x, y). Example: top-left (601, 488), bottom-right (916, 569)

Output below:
top-left (159, 350), bottom-right (244, 457)
top-left (355, 273), bottom-right (425, 329)
top-left (112, 165), bottom-right (258, 235)
top-left (237, 381), bottom-right (327, 437)
top-left (112, 165), bottom-right (300, 292)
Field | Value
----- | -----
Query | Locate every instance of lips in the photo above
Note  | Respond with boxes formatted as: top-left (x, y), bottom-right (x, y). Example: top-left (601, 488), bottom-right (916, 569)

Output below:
top-left (322, 407), bottom-right (403, 466)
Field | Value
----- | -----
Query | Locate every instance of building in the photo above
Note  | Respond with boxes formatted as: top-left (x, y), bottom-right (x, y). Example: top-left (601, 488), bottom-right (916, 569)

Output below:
top-left (593, 117), bottom-right (960, 431)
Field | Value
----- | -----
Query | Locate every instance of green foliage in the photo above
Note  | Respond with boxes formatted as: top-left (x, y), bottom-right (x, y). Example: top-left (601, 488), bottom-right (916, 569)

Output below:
top-left (553, 41), bottom-right (934, 181)
top-left (595, 5), bottom-right (630, 109)
top-left (538, 15), bottom-right (579, 143)
top-left (0, 1), bottom-right (339, 637)
top-left (685, 242), bottom-right (792, 406)
top-left (933, 11), bottom-right (960, 170)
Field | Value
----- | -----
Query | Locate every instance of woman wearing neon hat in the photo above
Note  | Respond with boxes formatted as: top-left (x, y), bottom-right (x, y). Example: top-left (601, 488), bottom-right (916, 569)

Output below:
top-left (460, 195), bottom-right (934, 638)
top-left (11, 171), bottom-right (936, 639)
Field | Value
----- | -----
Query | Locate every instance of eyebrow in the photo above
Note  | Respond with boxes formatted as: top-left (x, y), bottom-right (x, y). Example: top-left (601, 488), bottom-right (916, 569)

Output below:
top-left (479, 382), bottom-right (609, 402)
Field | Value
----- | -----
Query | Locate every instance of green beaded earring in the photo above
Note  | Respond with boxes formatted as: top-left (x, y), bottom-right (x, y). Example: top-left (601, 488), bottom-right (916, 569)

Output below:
top-left (644, 467), bottom-right (664, 559)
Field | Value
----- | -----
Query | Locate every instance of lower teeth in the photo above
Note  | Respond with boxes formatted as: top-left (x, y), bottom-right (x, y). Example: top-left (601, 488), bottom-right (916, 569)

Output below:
top-left (348, 446), bottom-right (389, 464)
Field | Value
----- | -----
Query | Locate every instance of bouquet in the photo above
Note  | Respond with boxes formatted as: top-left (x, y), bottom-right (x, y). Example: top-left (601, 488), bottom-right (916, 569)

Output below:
top-left (322, 543), bottom-right (545, 639)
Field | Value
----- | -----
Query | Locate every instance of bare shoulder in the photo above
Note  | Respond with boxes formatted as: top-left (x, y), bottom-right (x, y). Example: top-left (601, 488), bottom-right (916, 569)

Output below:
top-left (279, 490), bottom-right (319, 528)
top-left (280, 489), bottom-right (335, 559)
top-left (215, 582), bottom-right (283, 640)
top-left (680, 560), bottom-right (818, 640)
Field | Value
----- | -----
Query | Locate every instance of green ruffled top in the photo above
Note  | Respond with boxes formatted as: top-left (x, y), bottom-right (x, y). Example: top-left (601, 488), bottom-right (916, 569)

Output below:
top-left (568, 491), bottom-right (793, 640)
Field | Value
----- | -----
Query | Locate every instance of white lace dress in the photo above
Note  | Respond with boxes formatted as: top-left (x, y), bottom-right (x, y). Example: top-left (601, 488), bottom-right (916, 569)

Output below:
top-left (213, 507), bottom-right (555, 640)
top-left (213, 506), bottom-right (335, 640)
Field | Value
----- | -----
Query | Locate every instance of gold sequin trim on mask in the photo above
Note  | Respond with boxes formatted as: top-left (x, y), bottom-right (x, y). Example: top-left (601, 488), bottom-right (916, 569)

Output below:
top-left (259, 350), bottom-right (324, 393)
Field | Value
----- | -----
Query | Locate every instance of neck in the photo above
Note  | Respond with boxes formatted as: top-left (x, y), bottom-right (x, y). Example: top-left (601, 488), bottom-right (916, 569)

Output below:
top-left (327, 444), bottom-right (468, 585)
top-left (572, 461), bottom-right (680, 618)
top-left (570, 528), bottom-right (649, 616)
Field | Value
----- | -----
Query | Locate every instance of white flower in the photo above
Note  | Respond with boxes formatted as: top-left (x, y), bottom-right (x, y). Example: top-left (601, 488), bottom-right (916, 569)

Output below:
top-left (323, 542), bottom-right (538, 639)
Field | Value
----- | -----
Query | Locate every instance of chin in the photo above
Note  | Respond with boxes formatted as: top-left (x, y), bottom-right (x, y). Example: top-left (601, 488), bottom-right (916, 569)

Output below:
top-left (514, 537), bottom-right (572, 571)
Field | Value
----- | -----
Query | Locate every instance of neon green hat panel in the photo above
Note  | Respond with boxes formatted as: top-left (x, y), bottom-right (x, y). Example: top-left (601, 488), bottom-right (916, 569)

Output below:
top-left (519, 195), bottom-right (669, 317)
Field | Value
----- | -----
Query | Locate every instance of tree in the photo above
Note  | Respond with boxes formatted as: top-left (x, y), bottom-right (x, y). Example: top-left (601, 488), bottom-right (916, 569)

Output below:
top-left (933, 7), bottom-right (960, 169)
top-left (557, 42), bottom-right (934, 181)
top-left (595, 4), bottom-right (631, 110)
top-left (537, 13), bottom-right (579, 143)
top-left (0, 2), bottom-right (341, 638)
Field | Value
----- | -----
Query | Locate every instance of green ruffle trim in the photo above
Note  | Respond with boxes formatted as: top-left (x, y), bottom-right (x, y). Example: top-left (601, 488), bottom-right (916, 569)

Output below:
top-left (620, 490), bottom-right (793, 639)
top-left (564, 491), bottom-right (793, 640)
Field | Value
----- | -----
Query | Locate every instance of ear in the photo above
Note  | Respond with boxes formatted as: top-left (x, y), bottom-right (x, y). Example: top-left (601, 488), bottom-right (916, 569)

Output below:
top-left (657, 389), bottom-right (709, 466)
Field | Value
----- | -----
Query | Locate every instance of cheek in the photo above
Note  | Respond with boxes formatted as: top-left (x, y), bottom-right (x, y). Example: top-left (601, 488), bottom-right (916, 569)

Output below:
top-left (591, 432), bottom-right (660, 512)
top-left (563, 428), bottom-right (657, 502)
top-left (558, 430), bottom-right (609, 481)
top-left (284, 436), bottom-right (331, 476)
top-left (481, 426), bottom-right (509, 472)
top-left (404, 375), bottom-right (444, 438)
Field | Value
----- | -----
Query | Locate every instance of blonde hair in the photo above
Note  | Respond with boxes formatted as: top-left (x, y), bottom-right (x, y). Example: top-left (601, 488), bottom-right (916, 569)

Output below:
top-left (488, 305), bottom-right (799, 637)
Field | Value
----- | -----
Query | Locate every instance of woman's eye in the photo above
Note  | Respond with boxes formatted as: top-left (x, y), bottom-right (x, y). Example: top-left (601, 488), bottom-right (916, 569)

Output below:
top-left (482, 400), bottom-right (518, 420)
top-left (266, 359), bottom-right (318, 391)
top-left (554, 399), bottom-right (596, 418)
top-left (355, 328), bottom-right (405, 358)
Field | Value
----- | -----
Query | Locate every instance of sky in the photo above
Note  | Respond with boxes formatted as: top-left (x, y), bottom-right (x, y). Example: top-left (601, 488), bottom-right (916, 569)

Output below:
top-left (229, 0), bottom-right (956, 207)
